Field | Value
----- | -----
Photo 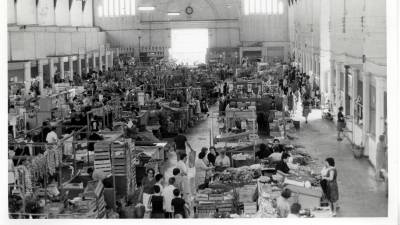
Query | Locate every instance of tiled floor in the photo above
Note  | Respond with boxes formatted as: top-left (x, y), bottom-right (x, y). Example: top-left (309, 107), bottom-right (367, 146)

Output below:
top-left (163, 105), bottom-right (388, 217)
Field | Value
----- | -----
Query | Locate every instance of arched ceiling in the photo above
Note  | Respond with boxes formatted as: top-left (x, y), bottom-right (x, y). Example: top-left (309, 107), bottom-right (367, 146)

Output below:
top-left (136, 0), bottom-right (241, 20)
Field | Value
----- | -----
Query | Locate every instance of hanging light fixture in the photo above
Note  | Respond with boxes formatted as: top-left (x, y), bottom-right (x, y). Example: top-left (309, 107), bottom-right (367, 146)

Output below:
top-left (167, 12), bottom-right (180, 16)
top-left (138, 6), bottom-right (155, 11)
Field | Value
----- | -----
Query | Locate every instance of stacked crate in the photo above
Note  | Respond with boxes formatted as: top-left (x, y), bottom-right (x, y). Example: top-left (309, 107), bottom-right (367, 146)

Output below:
top-left (94, 143), bottom-right (112, 175)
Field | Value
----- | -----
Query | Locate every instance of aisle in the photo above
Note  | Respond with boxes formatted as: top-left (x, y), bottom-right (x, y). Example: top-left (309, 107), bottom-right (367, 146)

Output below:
top-left (287, 109), bottom-right (388, 217)
top-left (163, 104), bottom-right (387, 217)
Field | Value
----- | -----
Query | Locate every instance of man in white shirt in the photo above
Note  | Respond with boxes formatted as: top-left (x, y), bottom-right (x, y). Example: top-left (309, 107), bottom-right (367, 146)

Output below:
top-left (162, 177), bottom-right (176, 218)
top-left (215, 150), bottom-right (231, 167)
top-left (46, 127), bottom-right (59, 144)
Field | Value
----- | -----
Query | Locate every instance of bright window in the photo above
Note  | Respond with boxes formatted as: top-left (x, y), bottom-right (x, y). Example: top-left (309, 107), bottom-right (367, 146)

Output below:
top-left (130, 0), bottom-right (136, 15)
top-left (114, 0), bottom-right (120, 16)
top-left (267, 0), bottom-right (272, 14)
top-left (109, 0), bottom-right (114, 17)
top-left (272, 0), bottom-right (278, 14)
top-left (261, 0), bottom-right (267, 13)
top-left (104, 0), bottom-right (109, 17)
top-left (278, 1), bottom-right (284, 14)
top-left (120, 0), bottom-right (125, 15)
top-left (98, 6), bottom-right (104, 17)
top-left (170, 29), bottom-right (209, 65)
top-left (243, 0), bottom-right (284, 15)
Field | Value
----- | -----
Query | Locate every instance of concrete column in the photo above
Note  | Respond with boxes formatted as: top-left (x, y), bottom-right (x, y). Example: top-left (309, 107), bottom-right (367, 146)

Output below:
top-left (99, 48), bottom-right (103, 72)
top-left (375, 77), bottom-right (386, 138)
top-left (85, 55), bottom-right (90, 74)
top-left (68, 56), bottom-right (74, 82)
top-left (49, 58), bottom-right (55, 87)
top-left (59, 57), bottom-right (65, 81)
top-left (116, 48), bottom-right (120, 57)
top-left (38, 60), bottom-right (44, 95)
top-left (362, 72), bottom-right (371, 156)
top-left (352, 68), bottom-right (359, 118)
top-left (92, 53), bottom-right (96, 71)
top-left (105, 51), bottom-right (109, 71)
top-left (24, 61), bottom-right (32, 95)
top-left (335, 62), bottom-right (343, 110)
top-left (110, 51), bottom-right (114, 69)
top-left (77, 56), bottom-right (82, 77)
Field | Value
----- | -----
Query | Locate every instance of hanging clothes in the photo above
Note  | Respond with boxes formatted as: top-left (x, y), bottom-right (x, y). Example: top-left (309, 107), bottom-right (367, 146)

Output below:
top-left (45, 146), bottom-right (62, 176)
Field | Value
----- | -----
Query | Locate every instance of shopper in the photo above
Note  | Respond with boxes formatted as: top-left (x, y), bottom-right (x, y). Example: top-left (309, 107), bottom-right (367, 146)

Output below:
top-left (207, 146), bottom-right (219, 166)
top-left (302, 95), bottom-right (311, 123)
top-left (195, 152), bottom-right (213, 190)
top-left (163, 177), bottom-right (176, 218)
top-left (323, 157), bottom-right (339, 217)
top-left (46, 127), bottom-right (59, 144)
top-left (154, 174), bottom-right (164, 194)
top-left (148, 185), bottom-right (165, 218)
top-left (172, 168), bottom-right (183, 192)
top-left (287, 203), bottom-right (301, 218)
top-left (171, 189), bottom-right (186, 218)
top-left (256, 143), bottom-right (273, 160)
top-left (337, 106), bottom-right (346, 141)
top-left (375, 135), bottom-right (387, 181)
top-left (276, 188), bottom-right (292, 218)
top-left (275, 153), bottom-right (291, 175)
top-left (174, 129), bottom-right (191, 159)
top-left (141, 168), bottom-right (156, 211)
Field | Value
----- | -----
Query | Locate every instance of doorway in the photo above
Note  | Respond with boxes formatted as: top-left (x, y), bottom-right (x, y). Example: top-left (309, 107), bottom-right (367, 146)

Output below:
top-left (169, 29), bottom-right (209, 65)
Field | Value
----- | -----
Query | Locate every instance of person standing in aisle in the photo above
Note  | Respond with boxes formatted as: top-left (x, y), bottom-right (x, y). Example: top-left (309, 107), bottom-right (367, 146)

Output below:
top-left (154, 174), bottom-right (164, 194)
top-left (195, 152), bottom-right (214, 190)
top-left (163, 177), bottom-right (176, 218)
top-left (323, 158), bottom-right (339, 217)
top-left (171, 189), bottom-right (187, 218)
top-left (174, 129), bottom-right (192, 160)
top-left (302, 95), bottom-right (311, 124)
top-left (336, 106), bottom-right (346, 141)
top-left (141, 168), bottom-right (156, 211)
top-left (375, 135), bottom-right (387, 180)
top-left (148, 185), bottom-right (165, 219)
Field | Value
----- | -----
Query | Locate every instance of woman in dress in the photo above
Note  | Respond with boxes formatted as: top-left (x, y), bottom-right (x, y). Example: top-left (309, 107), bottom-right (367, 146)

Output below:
top-left (195, 152), bottom-right (213, 190)
top-left (323, 158), bottom-right (339, 216)
top-left (337, 106), bottom-right (346, 141)
top-left (302, 95), bottom-right (311, 123)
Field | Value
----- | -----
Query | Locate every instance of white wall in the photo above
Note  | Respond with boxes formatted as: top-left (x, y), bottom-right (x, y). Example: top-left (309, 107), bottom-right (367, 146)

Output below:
top-left (8, 0), bottom-right (16, 24)
top-left (8, 26), bottom-right (106, 61)
top-left (37, 0), bottom-right (55, 26)
top-left (16, 0), bottom-right (37, 25)
top-left (8, 0), bottom-right (93, 27)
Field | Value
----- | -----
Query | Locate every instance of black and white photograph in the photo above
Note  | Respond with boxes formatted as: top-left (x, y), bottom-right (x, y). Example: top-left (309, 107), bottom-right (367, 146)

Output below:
top-left (2, 0), bottom-right (399, 223)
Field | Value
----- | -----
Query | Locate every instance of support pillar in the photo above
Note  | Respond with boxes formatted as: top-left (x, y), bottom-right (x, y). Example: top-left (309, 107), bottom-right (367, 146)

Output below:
top-left (99, 48), bottom-right (103, 72)
top-left (110, 51), bottom-right (114, 69)
top-left (352, 68), bottom-right (359, 118)
top-left (335, 62), bottom-right (343, 110)
top-left (375, 77), bottom-right (386, 138)
top-left (38, 60), bottom-right (44, 95)
top-left (59, 57), bottom-right (65, 81)
top-left (78, 56), bottom-right (82, 77)
top-left (105, 51), bottom-right (109, 71)
top-left (85, 55), bottom-right (89, 74)
top-left (24, 61), bottom-right (32, 95)
top-left (68, 56), bottom-right (74, 82)
top-left (49, 58), bottom-right (55, 87)
top-left (362, 72), bottom-right (371, 156)
top-left (92, 53), bottom-right (96, 71)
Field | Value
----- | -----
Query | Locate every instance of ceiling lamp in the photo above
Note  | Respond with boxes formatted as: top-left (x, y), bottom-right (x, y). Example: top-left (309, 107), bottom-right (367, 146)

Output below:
top-left (167, 12), bottom-right (180, 16)
top-left (138, 6), bottom-right (155, 11)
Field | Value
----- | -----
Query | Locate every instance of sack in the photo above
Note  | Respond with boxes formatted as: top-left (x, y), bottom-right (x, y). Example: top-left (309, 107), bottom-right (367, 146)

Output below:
top-left (147, 195), bottom-right (153, 210)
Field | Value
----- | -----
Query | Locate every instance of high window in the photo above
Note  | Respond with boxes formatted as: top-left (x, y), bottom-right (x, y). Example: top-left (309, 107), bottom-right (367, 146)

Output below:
top-left (243, 0), bottom-right (285, 15)
top-left (98, 0), bottom-right (136, 18)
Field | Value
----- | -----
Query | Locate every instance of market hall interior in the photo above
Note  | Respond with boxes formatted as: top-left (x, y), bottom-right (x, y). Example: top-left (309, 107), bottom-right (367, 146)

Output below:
top-left (7, 0), bottom-right (389, 220)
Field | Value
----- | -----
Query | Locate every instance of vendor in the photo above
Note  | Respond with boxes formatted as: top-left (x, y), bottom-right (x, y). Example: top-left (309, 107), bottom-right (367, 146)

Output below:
top-left (255, 143), bottom-right (273, 160)
top-left (88, 130), bottom-right (104, 151)
top-left (195, 152), bottom-right (214, 190)
top-left (275, 153), bottom-right (292, 175)
top-left (215, 150), bottom-right (231, 167)
top-left (46, 126), bottom-right (59, 144)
